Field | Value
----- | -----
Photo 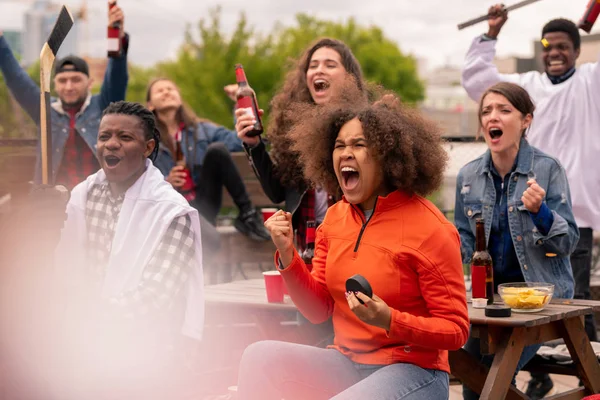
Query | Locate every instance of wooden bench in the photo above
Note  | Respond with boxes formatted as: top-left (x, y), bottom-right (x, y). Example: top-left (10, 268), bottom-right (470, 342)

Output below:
top-left (206, 152), bottom-right (283, 284)
top-left (221, 152), bottom-right (282, 209)
top-left (208, 226), bottom-right (277, 285)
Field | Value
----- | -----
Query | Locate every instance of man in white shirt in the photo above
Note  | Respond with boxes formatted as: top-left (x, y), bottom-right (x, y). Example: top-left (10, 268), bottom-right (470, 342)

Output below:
top-left (461, 5), bottom-right (599, 399)
top-left (54, 101), bottom-right (204, 399)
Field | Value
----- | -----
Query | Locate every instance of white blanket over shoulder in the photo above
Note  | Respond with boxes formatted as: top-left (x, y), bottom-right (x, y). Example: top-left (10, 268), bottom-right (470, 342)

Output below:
top-left (55, 159), bottom-right (204, 340)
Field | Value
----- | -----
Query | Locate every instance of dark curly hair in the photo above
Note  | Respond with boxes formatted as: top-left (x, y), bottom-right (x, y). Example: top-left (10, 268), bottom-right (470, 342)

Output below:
top-left (267, 38), bottom-right (367, 190)
top-left (542, 18), bottom-right (580, 50)
top-left (288, 80), bottom-right (447, 198)
top-left (103, 101), bottom-right (161, 161)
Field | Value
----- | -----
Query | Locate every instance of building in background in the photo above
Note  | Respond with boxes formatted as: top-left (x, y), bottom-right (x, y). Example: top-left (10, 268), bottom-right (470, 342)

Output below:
top-left (0, 1), bottom-right (28, 58)
top-left (22, 0), bottom-right (79, 66)
top-left (420, 64), bottom-right (480, 139)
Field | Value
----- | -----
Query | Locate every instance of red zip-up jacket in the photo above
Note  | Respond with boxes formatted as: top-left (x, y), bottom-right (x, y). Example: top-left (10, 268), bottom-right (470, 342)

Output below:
top-left (278, 190), bottom-right (469, 373)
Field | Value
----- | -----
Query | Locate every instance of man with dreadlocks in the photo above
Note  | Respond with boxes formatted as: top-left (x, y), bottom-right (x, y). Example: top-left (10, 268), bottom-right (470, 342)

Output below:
top-left (461, 7), bottom-right (600, 398)
top-left (53, 101), bottom-right (204, 399)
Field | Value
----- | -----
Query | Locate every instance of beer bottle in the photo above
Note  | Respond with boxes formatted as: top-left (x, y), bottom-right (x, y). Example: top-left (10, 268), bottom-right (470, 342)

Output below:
top-left (471, 218), bottom-right (494, 305)
top-left (174, 127), bottom-right (196, 202)
top-left (301, 220), bottom-right (316, 272)
top-left (107, 0), bottom-right (122, 58)
top-left (578, 0), bottom-right (600, 33)
top-left (235, 64), bottom-right (263, 137)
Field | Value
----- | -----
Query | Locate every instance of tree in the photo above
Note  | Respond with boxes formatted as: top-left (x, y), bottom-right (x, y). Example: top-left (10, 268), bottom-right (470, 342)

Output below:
top-left (1, 9), bottom-right (425, 138)
top-left (127, 7), bottom-right (424, 130)
top-left (0, 62), bottom-right (39, 138)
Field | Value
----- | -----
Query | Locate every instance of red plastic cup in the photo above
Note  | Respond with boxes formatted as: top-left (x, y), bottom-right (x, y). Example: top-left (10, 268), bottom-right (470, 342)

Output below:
top-left (261, 208), bottom-right (278, 223)
top-left (264, 271), bottom-right (284, 303)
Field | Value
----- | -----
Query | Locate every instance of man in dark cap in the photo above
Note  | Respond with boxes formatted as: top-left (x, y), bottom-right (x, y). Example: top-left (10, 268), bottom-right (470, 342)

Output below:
top-left (0, 3), bottom-right (130, 190)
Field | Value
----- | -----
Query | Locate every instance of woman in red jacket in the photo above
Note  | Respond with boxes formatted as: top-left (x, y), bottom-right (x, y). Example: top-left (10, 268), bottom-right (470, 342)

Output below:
top-left (236, 83), bottom-right (470, 400)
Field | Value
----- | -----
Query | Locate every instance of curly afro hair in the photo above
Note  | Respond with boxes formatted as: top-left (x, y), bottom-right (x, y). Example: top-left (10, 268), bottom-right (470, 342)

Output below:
top-left (289, 79), bottom-right (447, 198)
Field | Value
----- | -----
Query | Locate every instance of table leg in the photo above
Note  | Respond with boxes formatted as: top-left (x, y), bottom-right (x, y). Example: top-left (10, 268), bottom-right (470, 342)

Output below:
top-left (560, 316), bottom-right (600, 394)
top-left (481, 327), bottom-right (527, 400)
top-left (449, 348), bottom-right (527, 400)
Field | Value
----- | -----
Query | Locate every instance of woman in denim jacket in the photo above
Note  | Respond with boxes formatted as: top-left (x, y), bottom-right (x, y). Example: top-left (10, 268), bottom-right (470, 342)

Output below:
top-left (454, 82), bottom-right (579, 400)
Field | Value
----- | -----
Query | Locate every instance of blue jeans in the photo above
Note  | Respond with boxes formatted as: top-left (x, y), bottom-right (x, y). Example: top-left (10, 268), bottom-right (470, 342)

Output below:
top-left (462, 330), bottom-right (541, 400)
top-left (237, 340), bottom-right (449, 400)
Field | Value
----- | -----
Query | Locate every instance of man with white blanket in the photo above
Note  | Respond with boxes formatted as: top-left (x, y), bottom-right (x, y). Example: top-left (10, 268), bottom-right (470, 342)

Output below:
top-left (54, 101), bottom-right (204, 399)
top-left (461, 5), bottom-right (599, 398)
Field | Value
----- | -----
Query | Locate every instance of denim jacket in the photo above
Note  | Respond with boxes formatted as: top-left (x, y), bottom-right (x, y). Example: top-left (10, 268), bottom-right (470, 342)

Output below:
top-left (153, 121), bottom-right (243, 183)
top-left (0, 34), bottom-right (129, 184)
top-left (454, 138), bottom-right (578, 299)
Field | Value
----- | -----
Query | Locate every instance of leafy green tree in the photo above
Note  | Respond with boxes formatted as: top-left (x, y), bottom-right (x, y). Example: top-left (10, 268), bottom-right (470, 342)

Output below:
top-left (1, 9), bottom-right (424, 137)
top-left (128, 7), bottom-right (424, 129)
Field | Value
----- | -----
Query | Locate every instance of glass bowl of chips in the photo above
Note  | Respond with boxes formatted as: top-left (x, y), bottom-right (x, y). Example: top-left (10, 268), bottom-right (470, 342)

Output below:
top-left (498, 282), bottom-right (554, 313)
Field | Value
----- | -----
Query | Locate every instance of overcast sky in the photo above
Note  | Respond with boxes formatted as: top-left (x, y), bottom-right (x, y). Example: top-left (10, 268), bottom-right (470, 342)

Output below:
top-left (1, 0), bottom-right (597, 71)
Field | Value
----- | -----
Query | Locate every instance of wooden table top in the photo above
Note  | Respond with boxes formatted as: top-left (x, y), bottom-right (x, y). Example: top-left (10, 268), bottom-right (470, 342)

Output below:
top-left (205, 279), bottom-right (599, 325)
top-left (205, 278), bottom-right (297, 311)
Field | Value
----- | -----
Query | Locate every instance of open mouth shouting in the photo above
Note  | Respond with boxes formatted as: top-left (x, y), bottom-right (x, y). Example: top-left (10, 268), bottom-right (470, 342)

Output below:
top-left (341, 166), bottom-right (360, 192)
top-left (547, 59), bottom-right (567, 75)
top-left (314, 78), bottom-right (330, 92)
top-left (487, 127), bottom-right (504, 144)
top-left (104, 154), bottom-right (122, 169)
top-left (311, 78), bottom-right (331, 101)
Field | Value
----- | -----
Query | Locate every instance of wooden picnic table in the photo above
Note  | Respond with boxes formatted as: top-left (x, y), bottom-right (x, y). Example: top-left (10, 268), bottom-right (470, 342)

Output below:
top-left (204, 278), bottom-right (332, 346)
top-left (451, 297), bottom-right (600, 399)
top-left (204, 279), bottom-right (600, 399)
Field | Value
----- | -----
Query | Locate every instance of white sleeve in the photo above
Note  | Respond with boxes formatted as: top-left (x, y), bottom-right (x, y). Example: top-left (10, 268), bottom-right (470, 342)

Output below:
top-left (461, 35), bottom-right (524, 102)
top-left (592, 49), bottom-right (600, 94)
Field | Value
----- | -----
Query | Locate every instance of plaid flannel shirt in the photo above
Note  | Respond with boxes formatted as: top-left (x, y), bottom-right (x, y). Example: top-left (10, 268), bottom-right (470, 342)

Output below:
top-left (85, 183), bottom-right (195, 318)
top-left (55, 109), bottom-right (100, 190)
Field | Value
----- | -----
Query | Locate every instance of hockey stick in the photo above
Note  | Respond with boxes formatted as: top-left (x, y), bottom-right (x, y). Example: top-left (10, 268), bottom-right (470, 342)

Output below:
top-left (457, 0), bottom-right (543, 30)
top-left (40, 6), bottom-right (74, 185)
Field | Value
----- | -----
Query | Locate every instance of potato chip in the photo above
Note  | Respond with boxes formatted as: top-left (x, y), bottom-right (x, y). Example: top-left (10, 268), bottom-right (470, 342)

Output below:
top-left (500, 286), bottom-right (551, 309)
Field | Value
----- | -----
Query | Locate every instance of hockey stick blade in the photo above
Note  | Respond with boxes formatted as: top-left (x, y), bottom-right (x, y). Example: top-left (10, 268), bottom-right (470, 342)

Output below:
top-left (39, 5), bottom-right (73, 185)
top-left (46, 6), bottom-right (74, 57)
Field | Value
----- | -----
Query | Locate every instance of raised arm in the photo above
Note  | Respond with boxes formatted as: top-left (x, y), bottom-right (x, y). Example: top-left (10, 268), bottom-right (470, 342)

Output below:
top-left (590, 44), bottom-right (600, 103)
top-left (461, 4), bottom-right (522, 102)
top-left (234, 106), bottom-right (290, 204)
top-left (97, 6), bottom-right (129, 110)
top-left (243, 140), bottom-right (291, 204)
top-left (0, 33), bottom-right (41, 123)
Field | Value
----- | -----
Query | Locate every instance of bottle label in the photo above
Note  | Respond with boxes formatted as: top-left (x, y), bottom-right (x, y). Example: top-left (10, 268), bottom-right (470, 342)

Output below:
top-left (107, 37), bottom-right (120, 52)
top-left (237, 96), bottom-right (254, 118)
top-left (471, 265), bottom-right (487, 299)
top-left (306, 227), bottom-right (316, 243)
top-left (180, 168), bottom-right (196, 202)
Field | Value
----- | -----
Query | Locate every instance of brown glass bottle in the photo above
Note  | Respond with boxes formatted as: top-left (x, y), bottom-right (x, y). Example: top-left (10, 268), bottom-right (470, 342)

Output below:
top-left (301, 220), bottom-right (316, 272)
top-left (107, 0), bottom-right (122, 58)
top-left (174, 130), bottom-right (196, 202)
top-left (471, 218), bottom-right (494, 305)
top-left (235, 64), bottom-right (263, 137)
top-left (578, 0), bottom-right (600, 33)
